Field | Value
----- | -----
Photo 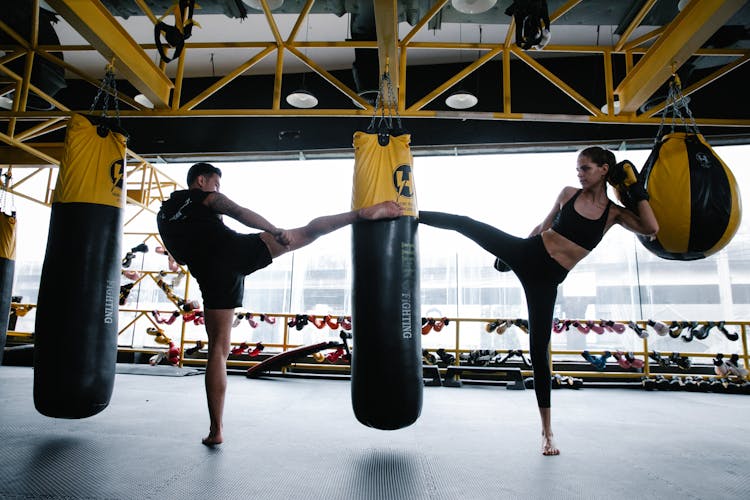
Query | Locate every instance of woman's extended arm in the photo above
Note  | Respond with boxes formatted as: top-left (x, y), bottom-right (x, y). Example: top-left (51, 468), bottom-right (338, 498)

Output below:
top-left (613, 199), bottom-right (659, 237)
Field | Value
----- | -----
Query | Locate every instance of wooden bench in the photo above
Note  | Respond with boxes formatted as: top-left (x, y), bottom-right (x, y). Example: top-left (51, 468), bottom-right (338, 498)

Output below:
top-left (443, 365), bottom-right (525, 390)
top-left (422, 365), bottom-right (442, 386)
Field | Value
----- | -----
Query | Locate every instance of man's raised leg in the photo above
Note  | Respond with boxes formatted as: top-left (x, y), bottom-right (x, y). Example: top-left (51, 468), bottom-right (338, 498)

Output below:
top-left (260, 201), bottom-right (402, 258)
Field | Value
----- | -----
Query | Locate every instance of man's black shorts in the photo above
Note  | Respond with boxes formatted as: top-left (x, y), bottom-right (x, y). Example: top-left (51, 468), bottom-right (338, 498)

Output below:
top-left (188, 233), bottom-right (272, 309)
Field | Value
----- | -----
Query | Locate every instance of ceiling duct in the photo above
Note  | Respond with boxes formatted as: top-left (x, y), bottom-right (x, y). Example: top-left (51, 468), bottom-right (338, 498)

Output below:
top-left (99, 0), bottom-right (248, 19)
top-left (0, 2), bottom-right (66, 110)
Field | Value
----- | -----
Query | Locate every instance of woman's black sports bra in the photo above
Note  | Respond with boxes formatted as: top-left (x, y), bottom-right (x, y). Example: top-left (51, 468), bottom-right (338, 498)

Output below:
top-left (550, 189), bottom-right (611, 251)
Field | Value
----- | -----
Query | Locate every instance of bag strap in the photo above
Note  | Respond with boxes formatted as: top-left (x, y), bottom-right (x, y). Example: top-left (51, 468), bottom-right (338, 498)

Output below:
top-left (505, 0), bottom-right (551, 50)
top-left (154, 0), bottom-right (197, 64)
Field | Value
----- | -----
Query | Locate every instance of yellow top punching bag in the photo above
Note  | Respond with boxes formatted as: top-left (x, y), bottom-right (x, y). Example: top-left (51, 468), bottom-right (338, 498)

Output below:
top-left (0, 176), bottom-right (16, 366)
top-left (352, 131), bottom-right (417, 216)
top-left (54, 113), bottom-right (126, 207)
top-left (0, 212), bottom-right (15, 261)
top-left (35, 105), bottom-right (127, 418)
top-left (350, 122), bottom-right (423, 430)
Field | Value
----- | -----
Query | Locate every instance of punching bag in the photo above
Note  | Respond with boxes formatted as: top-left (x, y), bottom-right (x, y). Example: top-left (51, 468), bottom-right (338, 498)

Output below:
top-left (639, 132), bottom-right (742, 260)
top-left (0, 210), bottom-right (16, 365)
top-left (351, 129), bottom-right (422, 430)
top-left (34, 113), bottom-right (126, 418)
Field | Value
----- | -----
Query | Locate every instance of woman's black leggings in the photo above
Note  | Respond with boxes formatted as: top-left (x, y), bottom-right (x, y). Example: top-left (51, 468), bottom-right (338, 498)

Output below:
top-left (419, 211), bottom-right (569, 408)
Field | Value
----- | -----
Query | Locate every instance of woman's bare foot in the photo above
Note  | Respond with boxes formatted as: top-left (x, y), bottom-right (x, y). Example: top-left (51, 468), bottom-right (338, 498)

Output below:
top-left (358, 201), bottom-right (403, 220)
top-left (202, 433), bottom-right (223, 447)
top-left (542, 433), bottom-right (560, 456)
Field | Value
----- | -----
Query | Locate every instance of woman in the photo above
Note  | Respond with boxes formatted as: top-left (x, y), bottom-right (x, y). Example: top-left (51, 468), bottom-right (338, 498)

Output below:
top-left (418, 147), bottom-right (658, 456)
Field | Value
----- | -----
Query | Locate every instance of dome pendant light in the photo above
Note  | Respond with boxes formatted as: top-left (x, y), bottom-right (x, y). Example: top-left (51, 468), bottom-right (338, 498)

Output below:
top-left (445, 90), bottom-right (478, 109)
top-left (286, 89), bottom-right (318, 109)
top-left (243, 0), bottom-right (284, 11)
top-left (451, 0), bottom-right (497, 15)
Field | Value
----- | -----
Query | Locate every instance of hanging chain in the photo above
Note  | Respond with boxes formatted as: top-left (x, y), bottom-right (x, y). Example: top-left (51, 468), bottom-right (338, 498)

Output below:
top-left (655, 73), bottom-right (700, 142)
top-left (0, 170), bottom-right (6, 210)
top-left (89, 63), bottom-right (122, 125)
top-left (368, 71), bottom-right (403, 132)
top-left (0, 168), bottom-right (15, 216)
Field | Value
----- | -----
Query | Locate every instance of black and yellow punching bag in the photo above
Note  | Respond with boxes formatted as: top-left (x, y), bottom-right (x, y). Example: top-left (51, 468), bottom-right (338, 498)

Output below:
top-left (34, 113), bottom-right (126, 418)
top-left (639, 132), bottom-right (742, 260)
top-left (0, 209), bottom-right (16, 366)
top-left (350, 129), bottom-right (422, 430)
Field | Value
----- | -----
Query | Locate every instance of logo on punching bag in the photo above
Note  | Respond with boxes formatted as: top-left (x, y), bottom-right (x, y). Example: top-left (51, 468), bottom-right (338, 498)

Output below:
top-left (393, 165), bottom-right (413, 198)
top-left (110, 159), bottom-right (124, 193)
top-left (695, 152), bottom-right (713, 169)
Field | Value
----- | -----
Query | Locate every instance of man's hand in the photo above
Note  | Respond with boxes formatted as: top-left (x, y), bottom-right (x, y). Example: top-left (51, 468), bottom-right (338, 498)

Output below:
top-left (272, 228), bottom-right (291, 248)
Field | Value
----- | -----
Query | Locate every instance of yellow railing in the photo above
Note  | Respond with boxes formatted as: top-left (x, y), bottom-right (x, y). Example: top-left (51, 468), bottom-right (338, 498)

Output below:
top-left (6, 300), bottom-right (749, 383)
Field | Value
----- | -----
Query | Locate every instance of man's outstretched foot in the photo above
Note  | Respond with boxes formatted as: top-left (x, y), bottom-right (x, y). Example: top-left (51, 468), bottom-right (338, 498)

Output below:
top-left (542, 433), bottom-right (560, 456)
top-left (358, 201), bottom-right (403, 220)
top-left (202, 433), bottom-right (223, 447)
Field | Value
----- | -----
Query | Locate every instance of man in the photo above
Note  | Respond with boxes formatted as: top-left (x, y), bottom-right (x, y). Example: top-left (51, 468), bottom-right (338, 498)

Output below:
top-left (157, 162), bottom-right (402, 445)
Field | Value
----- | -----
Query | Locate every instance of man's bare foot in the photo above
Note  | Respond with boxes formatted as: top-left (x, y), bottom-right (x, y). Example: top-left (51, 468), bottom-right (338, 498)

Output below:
top-left (358, 201), bottom-right (403, 220)
top-left (542, 433), bottom-right (560, 456)
top-left (202, 434), bottom-right (223, 447)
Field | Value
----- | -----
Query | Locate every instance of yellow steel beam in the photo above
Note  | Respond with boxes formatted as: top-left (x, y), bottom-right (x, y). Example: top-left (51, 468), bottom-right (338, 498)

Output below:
top-left (15, 118), bottom-right (67, 141)
top-left (373, 0), bottom-right (399, 106)
top-left (181, 46), bottom-right (275, 110)
top-left (602, 49), bottom-right (615, 116)
top-left (171, 43), bottom-right (187, 110)
top-left (45, 0), bottom-right (173, 109)
top-left (35, 49), bottom-right (141, 110)
top-left (0, 19), bottom-right (30, 49)
top-left (133, 0), bottom-right (159, 25)
top-left (407, 46), bottom-right (503, 112)
top-left (259, 0), bottom-right (284, 47)
top-left (502, 44), bottom-right (511, 114)
top-left (644, 53), bottom-right (750, 118)
top-left (504, 18), bottom-right (515, 47)
top-left (613, 0), bottom-right (658, 52)
top-left (401, 0), bottom-right (449, 46)
top-left (0, 144), bottom-right (63, 163)
top-left (272, 48), bottom-right (284, 110)
top-left (287, 0), bottom-right (316, 44)
top-left (512, 47), bottom-right (602, 116)
top-left (286, 46), bottom-right (372, 110)
top-left (398, 39), bottom-right (407, 113)
top-left (0, 50), bottom-right (25, 73)
top-left (549, 0), bottom-right (584, 23)
top-left (615, 0), bottom-right (746, 114)
top-left (3, 105), bottom-right (749, 128)
top-left (0, 130), bottom-right (59, 165)
top-left (622, 26), bottom-right (664, 52)
top-left (0, 61), bottom-right (70, 112)
top-left (0, 160), bottom-right (56, 208)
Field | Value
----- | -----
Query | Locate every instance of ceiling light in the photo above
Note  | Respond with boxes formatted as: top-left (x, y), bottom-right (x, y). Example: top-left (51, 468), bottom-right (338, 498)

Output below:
top-left (600, 96), bottom-right (620, 115)
top-left (134, 93), bottom-right (154, 109)
top-left (445, 90), bottom-right (478, 110)
top-left (677, 0), bottom-right (690, 12)
top-left (243, 0), bottom-right (284, 11)
top-left (0, 95), bottom-right (14, 110)
top-left (286, 89), bottom-right (318, 109)
top-left (451, 0), bottom-right (497, 15)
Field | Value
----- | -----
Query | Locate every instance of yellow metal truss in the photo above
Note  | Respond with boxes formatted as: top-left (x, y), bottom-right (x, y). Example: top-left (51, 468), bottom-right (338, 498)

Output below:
top-left (0, 0), bottom-right (747, 184)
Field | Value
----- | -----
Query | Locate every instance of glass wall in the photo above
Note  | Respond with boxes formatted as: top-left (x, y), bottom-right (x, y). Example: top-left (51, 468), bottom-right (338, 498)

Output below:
top-left (7, 145), bottom-right (749, 355)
